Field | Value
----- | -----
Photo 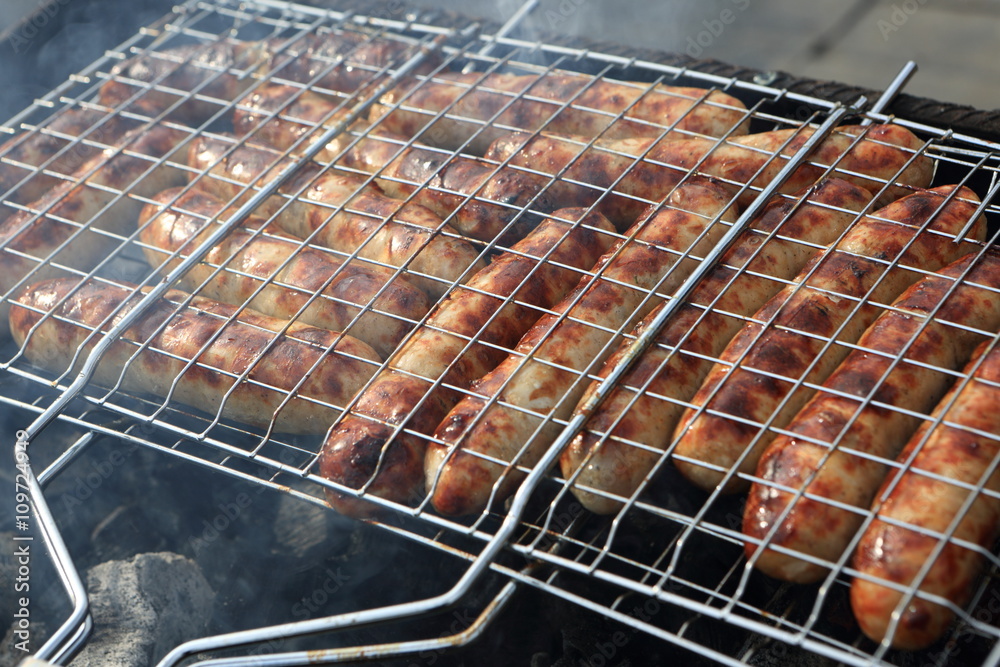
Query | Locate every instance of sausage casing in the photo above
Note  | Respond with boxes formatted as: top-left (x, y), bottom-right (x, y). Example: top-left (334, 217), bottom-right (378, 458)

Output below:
top-left (487, 124), bottom-right (933, 225)
top-left (673, 185), bottom-right (985, 494)
top-left (138, 186), bottom-right (430, 358)
top-left (0, 125), bottom-right (189, 338)
top-left (99, 39), bottom-right (272, 123)
top-left (371, 71), bottom-right (749, 154)
top-left (426, 179), bottom-right (737, 516)
top-left (0, 108), bottom-right (144, 206)
top-left (851, 341), bottom-right (1000, 650)
top-left (266, 32), bottom-right (439, 97)
top-left (745, 251), bottom-right (1000, 583)
top-left (562, 178), bottom-right (874, 514)
top-left (188, 135), bottom-right (485, 299)
top-left (232, 84), bottom-right (557, 243)
top-left (317, 209), bottom-right (616, 518)
top-left (10, 278), bottom-right (380, 434)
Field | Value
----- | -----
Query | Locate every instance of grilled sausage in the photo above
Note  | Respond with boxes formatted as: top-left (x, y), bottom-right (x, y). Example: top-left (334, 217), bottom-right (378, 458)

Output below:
top-left (745, 251), bottom-right (1000, 584)
top-left (0, 125), bottom-right (189, 338)
top-left (0, 108), bottom-right (144, 206)
top-left (99, 39), bottom-right (272, 123)
top-left (266, 31), bottom-right (439, 96)
top-left (318, 209), bottom-right (617, 518)
top-left (138, 186), bottom-right (430, 358)
top-left (851, 342), bottom-right (1000, 650)
top-left (10, 278), bottom-right (380, 434)
top-left (187, 135), bottom-right (485, 299)
top-left (371, 70), bottom-right (749, 154)
top-left (232, 84), bottom-right (557, 243)
top-left (231, 85), bottom-right (356, 162)
top-left (426, 179), bottom-right (737, 516)
top-left (561, 178), bottom-right (874, 514)
top-left (487, 124), bottom-right (933, 224)
top-left (673, 185), bottom-right (985, 494)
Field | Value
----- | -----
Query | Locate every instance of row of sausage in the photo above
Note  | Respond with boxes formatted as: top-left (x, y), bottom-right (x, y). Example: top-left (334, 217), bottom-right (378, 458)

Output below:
top-left (1, 31), bottom-right (994, 651)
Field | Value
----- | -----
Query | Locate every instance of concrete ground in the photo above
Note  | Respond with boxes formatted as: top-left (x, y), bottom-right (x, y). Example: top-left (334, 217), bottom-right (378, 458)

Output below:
top-left (409, 0), bottom-right (1000, 111)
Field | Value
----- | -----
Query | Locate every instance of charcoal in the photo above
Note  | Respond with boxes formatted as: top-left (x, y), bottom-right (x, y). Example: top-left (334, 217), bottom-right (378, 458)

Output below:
top-left (69, 552), bottom-right (213, 667)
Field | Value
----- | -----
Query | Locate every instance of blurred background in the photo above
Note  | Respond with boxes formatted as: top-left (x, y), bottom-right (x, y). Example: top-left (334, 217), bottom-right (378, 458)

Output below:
top-left (420, 0), bottom-right (999, 111)
top-left (0, 0), bottom-right (996, 123)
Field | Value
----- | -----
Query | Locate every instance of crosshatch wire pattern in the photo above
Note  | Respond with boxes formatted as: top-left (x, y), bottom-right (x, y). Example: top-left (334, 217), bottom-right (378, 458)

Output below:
top-left (5, 0), bottom-right (1000, 664)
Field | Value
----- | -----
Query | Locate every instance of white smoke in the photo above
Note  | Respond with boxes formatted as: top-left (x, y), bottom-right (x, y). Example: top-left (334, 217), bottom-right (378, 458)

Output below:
top-left (0, 0), bottom-right (44, 34)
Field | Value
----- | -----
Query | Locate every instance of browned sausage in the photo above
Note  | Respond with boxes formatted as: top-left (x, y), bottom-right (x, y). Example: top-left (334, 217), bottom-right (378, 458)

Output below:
top-left (673, 185), bottom-right (985, 494)
top-left (99, 39), bottom-right (272, 123)
top-left (851, 341), bottom-right (1000, 650)
top-left (371, 70), bottom-right (749, 154)
top-left (425, 179), bottom-right (736, 516)
top-left (99, 32), bottom-right (434, 124)
top-left (232, 84), bottom-right (557, 243)
top-left (561, 178), bottom-right (874, 514)
top-left (745, 251), bottom-right (1000, 584)
top-left (486, 124), bottom-right (934, 224)
top-left (187, 135), bottom-right (485, 299)
top-left (0, 125), bottom-right (189, 338)
top-left (0, 108), bottom-right (143, 206)
top-left (266, 31), bottom-right (440, 97)
top-left (10, 278), bottom-right (380, 434)
top-left (318, 209), bottom-right (617, 518)
top-left (137, 186), bottom-right (430, 358)
top-left (231, 85), bottom-right (356, 162)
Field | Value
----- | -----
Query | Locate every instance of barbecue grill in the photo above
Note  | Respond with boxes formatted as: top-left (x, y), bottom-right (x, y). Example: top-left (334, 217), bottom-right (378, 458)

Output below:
top-left (6, 1), bottom-right (1000, 666)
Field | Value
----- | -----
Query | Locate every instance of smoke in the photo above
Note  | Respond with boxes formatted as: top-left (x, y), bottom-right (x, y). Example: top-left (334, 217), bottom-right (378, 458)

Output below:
top-left (0, 1), bottom-right (46, 33)
top-left (0, 0), bottom-right (166, 124)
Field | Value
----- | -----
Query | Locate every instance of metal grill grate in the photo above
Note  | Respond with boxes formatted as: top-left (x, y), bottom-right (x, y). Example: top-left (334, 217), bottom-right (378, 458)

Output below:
top-left (5, 1), bottom-right (1000, 665)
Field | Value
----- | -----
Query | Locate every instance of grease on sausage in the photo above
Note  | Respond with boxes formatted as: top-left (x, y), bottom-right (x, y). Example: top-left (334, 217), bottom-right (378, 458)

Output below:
top-left (10, 278), bottom-right (380, 434)
top-left (673, 185), bottom-right (985, 494)
top-left (426, 178), bottom-right (736, 516)
top-left (851, 341), bottom-right (1000, 650)
top-left (745, 251), bottom-right (1000, 584)
top-left (318, 209), bottom-right (617, 518)
top-left (562, 178), bottom-right (874, 514)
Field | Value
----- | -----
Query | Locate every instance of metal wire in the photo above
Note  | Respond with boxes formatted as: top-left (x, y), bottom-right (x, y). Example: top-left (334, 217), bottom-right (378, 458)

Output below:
top-left (6, 0), bottom-right (1000, 665)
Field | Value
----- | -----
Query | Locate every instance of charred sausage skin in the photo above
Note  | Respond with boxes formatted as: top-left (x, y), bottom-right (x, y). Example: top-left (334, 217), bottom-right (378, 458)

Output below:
top-left (0, 108), bottom-right (145, 207)
top-left (562, 179), bottom-right (874, 514)
top-left (318, 209), bottom-right (616, 518)
top-left (99, 39), bottom-right (271, 123)
top-left (372, 70), bottom-right (749, 154)
top-left (487, 124), bottom-right (933, 224)
top-left (10, 278), bottom-right (380, 434)
top-left (187, 135), bottom-right (484, 300)
top-left (138, 186), bottom-right (430, 358)
top-left (851, 341), bottom-right (1000, 650)
top-left (99, 33), bottom-right (427, 123)
top-left (673, 185), bottom-right (985, 494)
top-left (0, 125), bottom-right (189, 338)
top-left (426, 178), bottom-right (737, 516)
top-left (745, 251), bottom-right (1000, 584)
top-left (232, 84), bottom-right (557, 243)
